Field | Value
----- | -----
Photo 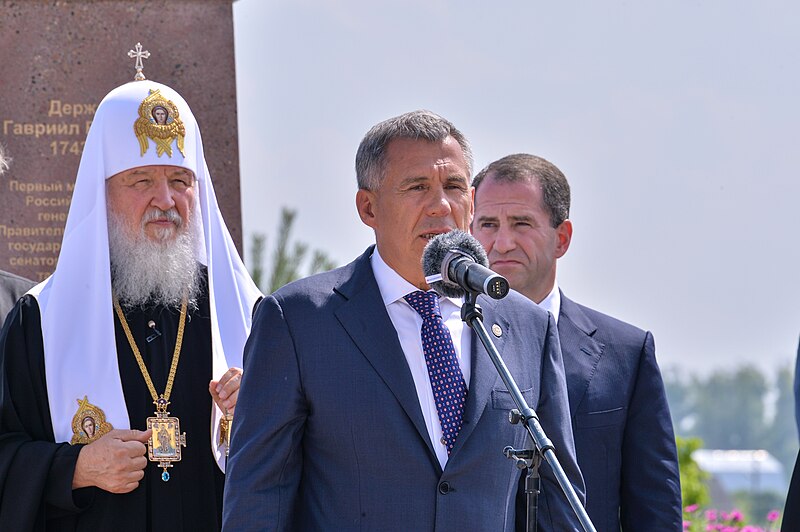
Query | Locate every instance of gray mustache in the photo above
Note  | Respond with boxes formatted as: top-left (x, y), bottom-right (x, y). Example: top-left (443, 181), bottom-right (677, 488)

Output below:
top-left (142, 208), bottom-right (183, 227)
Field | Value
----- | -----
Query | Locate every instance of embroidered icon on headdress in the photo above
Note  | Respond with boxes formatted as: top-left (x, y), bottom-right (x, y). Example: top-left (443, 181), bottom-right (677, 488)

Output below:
top-left (133, 89), bottom-right (186, 158)
top-left (70, 395), bottom-right (113, 444)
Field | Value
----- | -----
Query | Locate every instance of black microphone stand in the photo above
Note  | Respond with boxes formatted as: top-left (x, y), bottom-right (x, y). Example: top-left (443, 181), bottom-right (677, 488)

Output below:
top-left (461, 291), bottom-right (596, 532)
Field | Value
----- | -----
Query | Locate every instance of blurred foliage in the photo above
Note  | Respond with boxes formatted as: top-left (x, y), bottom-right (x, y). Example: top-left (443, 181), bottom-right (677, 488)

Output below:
top-left (730, 490), bottom-right (785, 527)
top-left (666, 364), bottom-right (796, 523)
top-left (665, 364), bottom-right (799, 476)
top-left (765, 366), bottom-right (797, 473)
top-left (249, 233), bottom-right (266, 289)
top-left (679, 438), bottom-right (783, 532)
top-left (677, 436), bottom-right (711, 507)
top-left (248, 207), bottom-right (336, 293)
top-left (694, 366), bottom-right (767, 449)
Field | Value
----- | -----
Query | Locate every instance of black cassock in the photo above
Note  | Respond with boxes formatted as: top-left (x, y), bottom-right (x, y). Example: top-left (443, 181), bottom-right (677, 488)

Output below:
top-left (0, 283), bottom-right (225, 531)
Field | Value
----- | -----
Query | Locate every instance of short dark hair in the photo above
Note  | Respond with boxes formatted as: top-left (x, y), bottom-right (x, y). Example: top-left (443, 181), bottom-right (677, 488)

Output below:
top-left (355, 110), bottom-right (473, 191)
top-left (472, 153), bottom-right (570, 228)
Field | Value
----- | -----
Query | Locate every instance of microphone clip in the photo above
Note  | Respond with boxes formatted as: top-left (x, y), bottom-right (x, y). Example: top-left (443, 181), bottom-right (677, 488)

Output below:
top-left (146, 320), bottom-right (162, 343)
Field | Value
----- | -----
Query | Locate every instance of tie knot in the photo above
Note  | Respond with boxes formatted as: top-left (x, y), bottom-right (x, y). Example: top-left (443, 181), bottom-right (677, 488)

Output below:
top-left (404, 290), bottom-right (442, 319)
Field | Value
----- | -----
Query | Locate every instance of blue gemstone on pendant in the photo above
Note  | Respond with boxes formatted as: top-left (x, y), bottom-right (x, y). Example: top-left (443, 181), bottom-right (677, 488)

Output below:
top-left (162, 471), bottom-right (170, 482)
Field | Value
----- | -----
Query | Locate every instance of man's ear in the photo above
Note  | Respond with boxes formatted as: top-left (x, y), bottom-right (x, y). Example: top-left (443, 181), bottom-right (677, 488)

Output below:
top-left (467, 186), bottom-right (475, 228)
top-left (356, 189), bottom-right (377, 229)
top-left (555, 219), bottom-right (573, 259)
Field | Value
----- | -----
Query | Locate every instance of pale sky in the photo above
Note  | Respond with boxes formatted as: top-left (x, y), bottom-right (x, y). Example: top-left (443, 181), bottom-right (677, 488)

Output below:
top-left (232, 0), bottom-right (800, 376)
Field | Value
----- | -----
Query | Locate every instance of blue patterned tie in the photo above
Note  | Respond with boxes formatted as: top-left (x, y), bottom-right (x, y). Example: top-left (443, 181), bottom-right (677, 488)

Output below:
top-left (404, 290), bottom-right (467, 455)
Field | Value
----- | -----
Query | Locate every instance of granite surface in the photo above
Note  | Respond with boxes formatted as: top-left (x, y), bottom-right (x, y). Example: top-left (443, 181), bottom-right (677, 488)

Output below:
top-left (0, 0), bottom-right (242, 281)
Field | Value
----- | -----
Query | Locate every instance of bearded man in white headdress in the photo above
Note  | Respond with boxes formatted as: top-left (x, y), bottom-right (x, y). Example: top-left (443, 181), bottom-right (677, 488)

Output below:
top-left (0, 72), bottom-right (262, 531)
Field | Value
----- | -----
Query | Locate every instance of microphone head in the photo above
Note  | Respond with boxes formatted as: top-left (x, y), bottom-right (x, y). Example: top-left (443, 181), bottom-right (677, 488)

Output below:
top-left (422, 229), bottom-right (489, 298)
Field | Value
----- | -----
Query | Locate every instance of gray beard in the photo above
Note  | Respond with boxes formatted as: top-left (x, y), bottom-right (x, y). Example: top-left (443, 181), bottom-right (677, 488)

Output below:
top-left (108, 208), bottom-right (202, 310)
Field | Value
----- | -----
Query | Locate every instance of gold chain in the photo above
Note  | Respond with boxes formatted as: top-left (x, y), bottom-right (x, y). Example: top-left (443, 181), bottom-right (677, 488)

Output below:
top-left (113, 295), bottom-right (188, 409)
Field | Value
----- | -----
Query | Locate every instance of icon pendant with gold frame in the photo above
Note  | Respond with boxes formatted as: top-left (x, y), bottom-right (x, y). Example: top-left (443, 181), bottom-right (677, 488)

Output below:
top-left (146, 397), bottom-right (187, 481)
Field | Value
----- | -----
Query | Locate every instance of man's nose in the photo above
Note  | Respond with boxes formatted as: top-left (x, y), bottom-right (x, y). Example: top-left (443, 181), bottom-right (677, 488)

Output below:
top-left (150, 176), bottom-right (176, 211)
top-left (427, 188), bottom-right (453, 217)
top-left (493, 225), bottom-right (516, 253)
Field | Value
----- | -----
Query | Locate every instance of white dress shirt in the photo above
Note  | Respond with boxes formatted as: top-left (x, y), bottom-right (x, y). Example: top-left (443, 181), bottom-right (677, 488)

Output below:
top-left (371, 248), bottom-right (472, 470)
top-left (537, 282), bottom-right (561, 325)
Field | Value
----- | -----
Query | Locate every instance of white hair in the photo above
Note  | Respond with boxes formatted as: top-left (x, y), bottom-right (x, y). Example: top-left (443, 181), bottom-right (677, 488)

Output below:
top-left (108, 206), bottom-right (202, 309)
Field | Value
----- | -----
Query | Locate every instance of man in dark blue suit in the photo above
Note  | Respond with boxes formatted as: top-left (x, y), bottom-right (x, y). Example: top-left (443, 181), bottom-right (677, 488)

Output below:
top-left (784, 450), bottom-right (800, 529)
top-left (0, 148), bottom-right (35, 325)
top-left (0, 270), bottom-right (34, 326)
top-left (223, 112), bottom-right (585, 531)
top-left (794, 336), bottom-right (800, 439)
top-left (472, 153), bottom-right (682, 531)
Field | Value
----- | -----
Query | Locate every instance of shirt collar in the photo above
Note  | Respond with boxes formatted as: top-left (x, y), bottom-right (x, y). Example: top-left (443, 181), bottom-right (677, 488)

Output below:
top-left (536, 281), bottom-right (561, 324)
top-left (370, 247), bottom-right (462, 309)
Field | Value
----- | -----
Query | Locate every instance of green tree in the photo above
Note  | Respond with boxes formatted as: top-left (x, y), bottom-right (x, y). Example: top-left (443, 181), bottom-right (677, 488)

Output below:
top-left (764, 365), bottom-right (799, 476)
top-left (249, 233), bottom-right (266, 289)
top-left (663, 368), bottom-right (694, 435)
top-left (248, 207), bottom-right (336, 293)
top-left (266, 208), bottom-right (309, 291)
top-left (691, 366), bottom-right (767, 449)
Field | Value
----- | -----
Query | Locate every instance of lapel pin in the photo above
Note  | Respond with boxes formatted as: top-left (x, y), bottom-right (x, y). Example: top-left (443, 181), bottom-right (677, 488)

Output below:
top-left (491, 323), bottom-right (502, 337)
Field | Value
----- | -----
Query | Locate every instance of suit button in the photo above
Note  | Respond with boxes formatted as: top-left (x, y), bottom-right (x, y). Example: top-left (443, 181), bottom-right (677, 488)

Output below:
top-left (438, 481), bottom-right (451, 494)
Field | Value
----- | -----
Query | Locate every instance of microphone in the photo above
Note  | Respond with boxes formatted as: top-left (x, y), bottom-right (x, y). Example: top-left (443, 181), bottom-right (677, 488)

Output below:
top-left (146, 320), bottom-right (162, 343)
top-left (422, 230), bottom-right (510, 299)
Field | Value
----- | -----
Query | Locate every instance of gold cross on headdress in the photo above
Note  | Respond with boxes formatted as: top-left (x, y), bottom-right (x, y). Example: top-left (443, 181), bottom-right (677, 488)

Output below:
top-left (128, 42), bottom-right (151, 81)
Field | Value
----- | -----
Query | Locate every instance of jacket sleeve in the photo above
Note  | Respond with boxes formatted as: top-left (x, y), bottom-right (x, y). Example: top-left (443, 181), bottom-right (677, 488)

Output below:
top-left (783, 450), bottom-right (800, 530)
top-left (0, 296), bottom-right (93, 530)
top-left (619, 331), bottom-right (682, 529)
top-left (533, 312), bottom-right (586, 531)
top-left (794, 342), bottom-right (800, 439)
top-left (222, 294), bottom-right (308, 531)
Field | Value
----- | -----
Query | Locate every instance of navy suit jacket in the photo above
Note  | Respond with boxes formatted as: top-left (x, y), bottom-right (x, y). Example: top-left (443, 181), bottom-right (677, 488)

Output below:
top-left (0, 270), bottom-right (34, 327)
top-left (223, 249), bottom-right (584, 531)
top-left (784, 450), bottom-right (800, 530)
top-left (794, 336), bottom-right (800, 440)
top-left (557, 293), bottom-right (681, 531)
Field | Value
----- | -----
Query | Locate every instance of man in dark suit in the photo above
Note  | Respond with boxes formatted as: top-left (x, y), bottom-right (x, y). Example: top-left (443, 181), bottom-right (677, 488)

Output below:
top-left (472, 153), bottom-right (682, 531)
top-left (0, 270), bottom-right (34, 325)
top-left (784, 450), bottom-right (800, 529)
top-left (794, 337), bottom-right (800, 439)
top-left (223, 112), bottom-right (584, 531)
top-left (0, 147), bottom-right (36, 325)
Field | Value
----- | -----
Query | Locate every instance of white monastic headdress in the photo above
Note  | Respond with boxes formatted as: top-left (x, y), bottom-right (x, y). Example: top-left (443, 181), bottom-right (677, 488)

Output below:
top-left (30, 79), bottom-right (262, 470)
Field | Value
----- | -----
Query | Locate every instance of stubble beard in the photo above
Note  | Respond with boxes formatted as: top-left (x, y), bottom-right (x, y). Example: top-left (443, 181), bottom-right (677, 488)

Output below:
top-left (108, 206), bottom-right (202, 310)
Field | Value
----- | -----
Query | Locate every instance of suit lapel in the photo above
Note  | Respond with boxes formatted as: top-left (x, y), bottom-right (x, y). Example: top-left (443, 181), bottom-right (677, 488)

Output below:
top-left (333, 250), bottom-right (437, 462)
top-left (558, 293), bottom-right (604, 417)
top-left (451, 297), bottom-right (502, 455)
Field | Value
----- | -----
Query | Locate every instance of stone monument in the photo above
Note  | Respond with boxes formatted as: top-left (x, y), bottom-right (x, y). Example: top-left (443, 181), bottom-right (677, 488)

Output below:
top-left (0, 0), bottom-right (242, 281)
